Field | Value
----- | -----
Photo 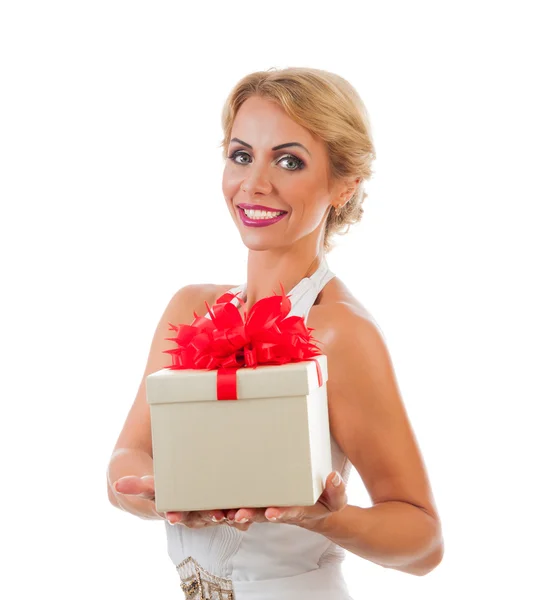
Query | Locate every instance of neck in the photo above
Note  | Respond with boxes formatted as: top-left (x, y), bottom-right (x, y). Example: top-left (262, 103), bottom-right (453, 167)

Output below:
top-left (243, 240), bottom-right (325, 312)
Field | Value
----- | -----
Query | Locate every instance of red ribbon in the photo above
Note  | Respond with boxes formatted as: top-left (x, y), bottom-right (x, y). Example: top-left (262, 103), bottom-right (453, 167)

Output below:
top-left (215, 358), bottom-right (323, 401)
top-left (216, 367), bottom-right (238, 401)
top-left (163, 282), bottom-right (324, 400)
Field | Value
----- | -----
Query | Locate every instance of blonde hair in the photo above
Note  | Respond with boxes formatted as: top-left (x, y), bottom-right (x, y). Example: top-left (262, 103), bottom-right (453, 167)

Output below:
top-left (220, 67), bottom-right (376, 252)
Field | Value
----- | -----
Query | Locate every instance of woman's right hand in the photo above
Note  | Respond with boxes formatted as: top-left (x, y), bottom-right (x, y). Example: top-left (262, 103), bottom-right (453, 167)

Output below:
top-left (113, 475), bottom-right (252, 530)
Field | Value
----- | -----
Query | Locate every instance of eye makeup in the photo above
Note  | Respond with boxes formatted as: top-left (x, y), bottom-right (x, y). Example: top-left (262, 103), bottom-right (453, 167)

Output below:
top-left (228, 150), bottom-right (306, 171)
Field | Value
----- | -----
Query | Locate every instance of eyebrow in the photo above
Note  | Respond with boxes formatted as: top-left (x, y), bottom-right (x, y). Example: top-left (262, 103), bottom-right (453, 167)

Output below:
top-left (230, 137), bottom-right (311, 157)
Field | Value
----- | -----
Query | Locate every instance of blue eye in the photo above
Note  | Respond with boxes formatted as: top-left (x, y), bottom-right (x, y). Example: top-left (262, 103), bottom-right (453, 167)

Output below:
top-left (228, 151), bottom-right (305, 171)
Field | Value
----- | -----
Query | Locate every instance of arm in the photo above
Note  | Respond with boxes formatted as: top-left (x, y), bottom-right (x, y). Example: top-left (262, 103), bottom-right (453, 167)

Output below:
top-left (106, 284), bottom-right (209, 520)
top-left (309, 308), bottom-right (444, 575)
top-left (309, 502), bottom-right (443, 576)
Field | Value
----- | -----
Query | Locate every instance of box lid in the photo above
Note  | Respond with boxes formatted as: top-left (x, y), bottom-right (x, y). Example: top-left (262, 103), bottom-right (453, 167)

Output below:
top-left (146, 354), bottom-right (328, 404)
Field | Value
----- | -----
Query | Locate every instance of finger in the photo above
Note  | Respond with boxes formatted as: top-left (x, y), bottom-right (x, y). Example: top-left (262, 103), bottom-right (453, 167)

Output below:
top-left (234, 508), bottom-right (266, 524)
top-left (165, 511), bottom-right (186, 524)
top-left (220, 508), bottom-right (256, 529)
top-left (186, 512), bottom-right (220, 529)
top-left (226, 509), bottom-right (238, 521)
top-left (313, 471), bottom-right (346, 511)
top-left (265, 506), bottom-right (303, 522)
top-left (113, 475), bottom-right (155, 500)
top-left (137, 475), bottom-right (156, 500)
top-left (167, 510), bottom-right (222, 529)
top-left (167, 511), bottom-right (208, 528)
top-left (326, 471), bottom-right (348, 511)
top-left (230, 521), bottom-right (253, 531)
top-left (199, 511), bottom-right (226, 524)
top-left (267, 472), bottom-right (348, 523)
top-left (224, 517), bottom-right (253, 531)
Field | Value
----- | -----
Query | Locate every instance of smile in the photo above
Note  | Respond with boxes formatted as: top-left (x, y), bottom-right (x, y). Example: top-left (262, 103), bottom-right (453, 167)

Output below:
top-left (237, 206), bottom-right (288, 227)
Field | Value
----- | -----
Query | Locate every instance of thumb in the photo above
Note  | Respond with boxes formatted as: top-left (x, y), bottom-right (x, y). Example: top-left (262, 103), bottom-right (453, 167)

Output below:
top-left (113, 475), bottom-right (155, 500)
top-left (137, 475), bottom-right (156, 499)
top-left (327, 471), bottom-right (347, 511)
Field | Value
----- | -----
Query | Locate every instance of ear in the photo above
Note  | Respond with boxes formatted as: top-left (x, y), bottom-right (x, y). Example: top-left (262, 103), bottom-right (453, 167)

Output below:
top-left (332, 177), bottom-right (361, 210)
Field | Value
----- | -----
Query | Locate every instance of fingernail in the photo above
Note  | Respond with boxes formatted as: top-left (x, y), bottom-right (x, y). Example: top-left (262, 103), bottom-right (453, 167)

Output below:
top-left (332, 472), bottom-right (342, 487)
top-left (236, 517), bottom-right (249, 523)
top-left (210, 515), bottom-right (223, 522)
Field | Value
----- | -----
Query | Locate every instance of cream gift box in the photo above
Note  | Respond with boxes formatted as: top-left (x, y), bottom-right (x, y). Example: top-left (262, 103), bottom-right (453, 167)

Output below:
top-left (146, 354), bottom-right (331, 513)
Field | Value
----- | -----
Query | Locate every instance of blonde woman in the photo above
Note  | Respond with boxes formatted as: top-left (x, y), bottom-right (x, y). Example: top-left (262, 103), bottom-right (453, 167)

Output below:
top-left (107, 67), bottom-right (444, 599)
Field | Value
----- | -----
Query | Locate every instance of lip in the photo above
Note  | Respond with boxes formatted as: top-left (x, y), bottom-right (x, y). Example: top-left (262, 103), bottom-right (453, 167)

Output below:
top-left (237, 203), bottom-right (288, 212)
top-left (237, 205), bottom-right (288, 228)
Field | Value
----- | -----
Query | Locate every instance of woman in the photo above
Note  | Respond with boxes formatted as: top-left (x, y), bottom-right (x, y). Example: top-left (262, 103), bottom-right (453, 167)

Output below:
top-left (107, 67), bottom-right (444, 599)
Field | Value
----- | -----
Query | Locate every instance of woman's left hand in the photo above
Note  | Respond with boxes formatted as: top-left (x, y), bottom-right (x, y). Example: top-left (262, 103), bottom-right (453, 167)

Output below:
top-left (224, 471), bottom-right (347, 530)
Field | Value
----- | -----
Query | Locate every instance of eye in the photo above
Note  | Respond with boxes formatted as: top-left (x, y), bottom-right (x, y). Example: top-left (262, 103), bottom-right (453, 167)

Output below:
top-left (227, 150), bottom-right (305, 171)
top-left (277, 154), bottom-right (305, 171)
top-left (228, 150), bottom-right (252, 165)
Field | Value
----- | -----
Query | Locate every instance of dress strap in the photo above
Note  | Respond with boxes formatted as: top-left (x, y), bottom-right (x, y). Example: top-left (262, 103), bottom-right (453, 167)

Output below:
top-left (211, 255), bottom-right (336, 320)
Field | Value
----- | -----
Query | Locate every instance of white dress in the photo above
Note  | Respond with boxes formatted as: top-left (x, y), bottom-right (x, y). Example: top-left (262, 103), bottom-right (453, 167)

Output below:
top-left (164, 256), bottom-right (354, 600)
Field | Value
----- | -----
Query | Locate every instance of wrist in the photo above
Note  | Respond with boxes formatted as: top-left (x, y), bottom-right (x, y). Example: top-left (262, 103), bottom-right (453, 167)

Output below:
top-left (299, 510), bottom-right (338, 534)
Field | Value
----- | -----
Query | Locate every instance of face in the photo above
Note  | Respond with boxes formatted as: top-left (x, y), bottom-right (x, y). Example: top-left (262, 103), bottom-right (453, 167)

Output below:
top-left (222, 95), bottom-right (341, 251)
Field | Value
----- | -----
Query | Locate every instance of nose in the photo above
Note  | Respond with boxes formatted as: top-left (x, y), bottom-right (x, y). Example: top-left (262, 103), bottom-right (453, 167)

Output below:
top-left (240, 162), bottom-right (273, 195)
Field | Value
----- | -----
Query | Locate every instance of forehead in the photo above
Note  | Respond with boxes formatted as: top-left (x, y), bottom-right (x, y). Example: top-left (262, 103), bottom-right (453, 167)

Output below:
top-left (231, 96), bottom-right (318, 149)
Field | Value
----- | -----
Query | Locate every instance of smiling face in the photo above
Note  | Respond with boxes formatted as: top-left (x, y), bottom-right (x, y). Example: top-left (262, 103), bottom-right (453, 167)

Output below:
top-left (222, 95), bottom-right (338, 251)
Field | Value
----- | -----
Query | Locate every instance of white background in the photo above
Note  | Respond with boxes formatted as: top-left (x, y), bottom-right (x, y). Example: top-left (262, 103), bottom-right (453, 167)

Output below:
top-left (1, 1), bottom-right (548, 598)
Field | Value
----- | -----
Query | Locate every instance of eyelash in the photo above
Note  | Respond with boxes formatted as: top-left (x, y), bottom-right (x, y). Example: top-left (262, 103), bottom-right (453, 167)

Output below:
top-left (228, 150), bottom-right (305, 171)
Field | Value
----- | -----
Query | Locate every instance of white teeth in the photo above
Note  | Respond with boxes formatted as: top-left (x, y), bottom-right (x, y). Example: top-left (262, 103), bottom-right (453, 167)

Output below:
top-left (242, 208), bottom-right (284, 220)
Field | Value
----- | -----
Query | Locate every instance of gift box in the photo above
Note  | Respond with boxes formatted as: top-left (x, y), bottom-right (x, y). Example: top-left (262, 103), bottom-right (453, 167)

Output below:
top-left (146, 354), bottom-right (331, 512)
top-left (145, 284), bottom-right (333, 513)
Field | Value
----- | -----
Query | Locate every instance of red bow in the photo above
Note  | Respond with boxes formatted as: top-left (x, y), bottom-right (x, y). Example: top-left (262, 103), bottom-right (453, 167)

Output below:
top-left (163, 282), bottom-right (323, 400)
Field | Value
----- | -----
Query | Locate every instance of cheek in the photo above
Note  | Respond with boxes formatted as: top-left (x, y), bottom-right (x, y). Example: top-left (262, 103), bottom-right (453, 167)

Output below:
top-left (271, 174), bottom-right (304, 201)
top-left (222, 164), bottom-right (241, 199)
top-left (282, 177), bottom-right (322, 210)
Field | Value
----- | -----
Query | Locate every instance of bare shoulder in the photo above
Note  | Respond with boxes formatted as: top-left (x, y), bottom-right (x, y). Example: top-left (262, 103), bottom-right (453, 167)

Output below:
top-left (176, 283), bottom-right (241, 317)
top-left (308, 276), bottom-right (377, 343)
top-left (109, 282), bottom-right (236, 458)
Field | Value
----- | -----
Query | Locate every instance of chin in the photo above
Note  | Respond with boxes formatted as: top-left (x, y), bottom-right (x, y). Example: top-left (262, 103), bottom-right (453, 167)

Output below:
top-left (239, 238), bottom-right (282, 252)
top-left (237, 229), bottom-right (292, 252)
